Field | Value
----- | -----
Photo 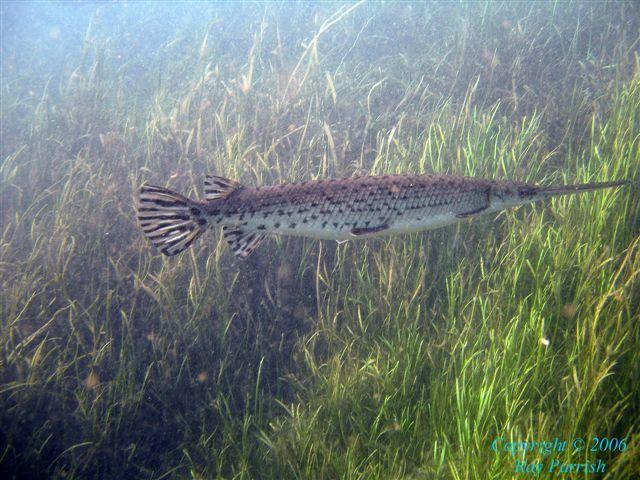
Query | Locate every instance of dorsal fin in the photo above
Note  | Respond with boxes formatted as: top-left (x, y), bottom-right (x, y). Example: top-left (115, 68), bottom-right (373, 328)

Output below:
top-left (204, 174), bottom-right (243, 200)
top-left (222, 226), bottom-right (267, 259)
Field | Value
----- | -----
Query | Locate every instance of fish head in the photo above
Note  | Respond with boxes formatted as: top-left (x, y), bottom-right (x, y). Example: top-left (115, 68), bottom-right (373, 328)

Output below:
top-left (488, 181), bottom-right (524, 209)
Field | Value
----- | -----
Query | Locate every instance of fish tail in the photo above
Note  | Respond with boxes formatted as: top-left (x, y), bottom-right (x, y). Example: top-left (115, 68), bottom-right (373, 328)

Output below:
top-left (526, 180), bottom-right (631, 198)
top-left (137, 184), bottom-right (208, 256)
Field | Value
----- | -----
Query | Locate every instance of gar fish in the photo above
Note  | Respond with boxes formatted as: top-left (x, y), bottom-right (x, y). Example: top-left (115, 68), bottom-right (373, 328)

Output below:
top-left (137, 174), bottom-right (628, 259)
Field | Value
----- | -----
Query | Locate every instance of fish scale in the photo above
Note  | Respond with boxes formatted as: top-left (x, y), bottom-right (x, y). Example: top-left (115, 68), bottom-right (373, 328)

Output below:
top-left (137, 173), bottom-right (629, 259)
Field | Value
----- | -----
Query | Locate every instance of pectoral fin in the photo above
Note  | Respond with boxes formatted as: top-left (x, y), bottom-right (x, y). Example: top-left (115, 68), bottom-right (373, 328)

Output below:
top-left (456, 205), bottom-right (488, 218)
top-left (223, 226), bottom-right (267, 259)
top-left (350, 223), bottom-right (390, 236)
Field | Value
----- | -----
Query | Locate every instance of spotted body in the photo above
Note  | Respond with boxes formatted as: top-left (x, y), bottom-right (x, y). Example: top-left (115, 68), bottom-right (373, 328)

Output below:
top-left (137, 173), bottom-right (628, 259)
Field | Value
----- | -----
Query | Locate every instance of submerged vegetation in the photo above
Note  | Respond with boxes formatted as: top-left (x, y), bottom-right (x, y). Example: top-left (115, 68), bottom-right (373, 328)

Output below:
top-left (1, 1), bottom-right (639, 478)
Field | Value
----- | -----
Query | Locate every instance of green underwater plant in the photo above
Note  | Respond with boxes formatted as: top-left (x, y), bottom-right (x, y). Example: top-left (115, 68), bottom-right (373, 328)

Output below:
top-left (1, 1), bottom-right (638, 478)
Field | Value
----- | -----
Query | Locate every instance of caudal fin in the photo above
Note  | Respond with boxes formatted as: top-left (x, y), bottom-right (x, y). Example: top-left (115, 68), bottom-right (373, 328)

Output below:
top-left (137, 184), bottom-right (208, 256)
top-left (533, 180), bottom-right (630, 198)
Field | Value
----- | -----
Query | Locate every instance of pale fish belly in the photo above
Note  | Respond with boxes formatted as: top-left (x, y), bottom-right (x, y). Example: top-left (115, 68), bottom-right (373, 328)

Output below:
top-left (256, 210), bottom-right (464, 240)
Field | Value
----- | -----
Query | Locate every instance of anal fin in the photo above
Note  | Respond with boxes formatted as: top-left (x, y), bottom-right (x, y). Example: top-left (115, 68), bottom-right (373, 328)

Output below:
top-left (223, 226), bottom-right (267, 259)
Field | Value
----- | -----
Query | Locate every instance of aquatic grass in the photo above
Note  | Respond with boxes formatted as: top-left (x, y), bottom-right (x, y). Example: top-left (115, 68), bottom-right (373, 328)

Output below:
top-left (258, 72), bottom-right (639, 479)
top-left (1, 1), bottom-right (639, 478)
